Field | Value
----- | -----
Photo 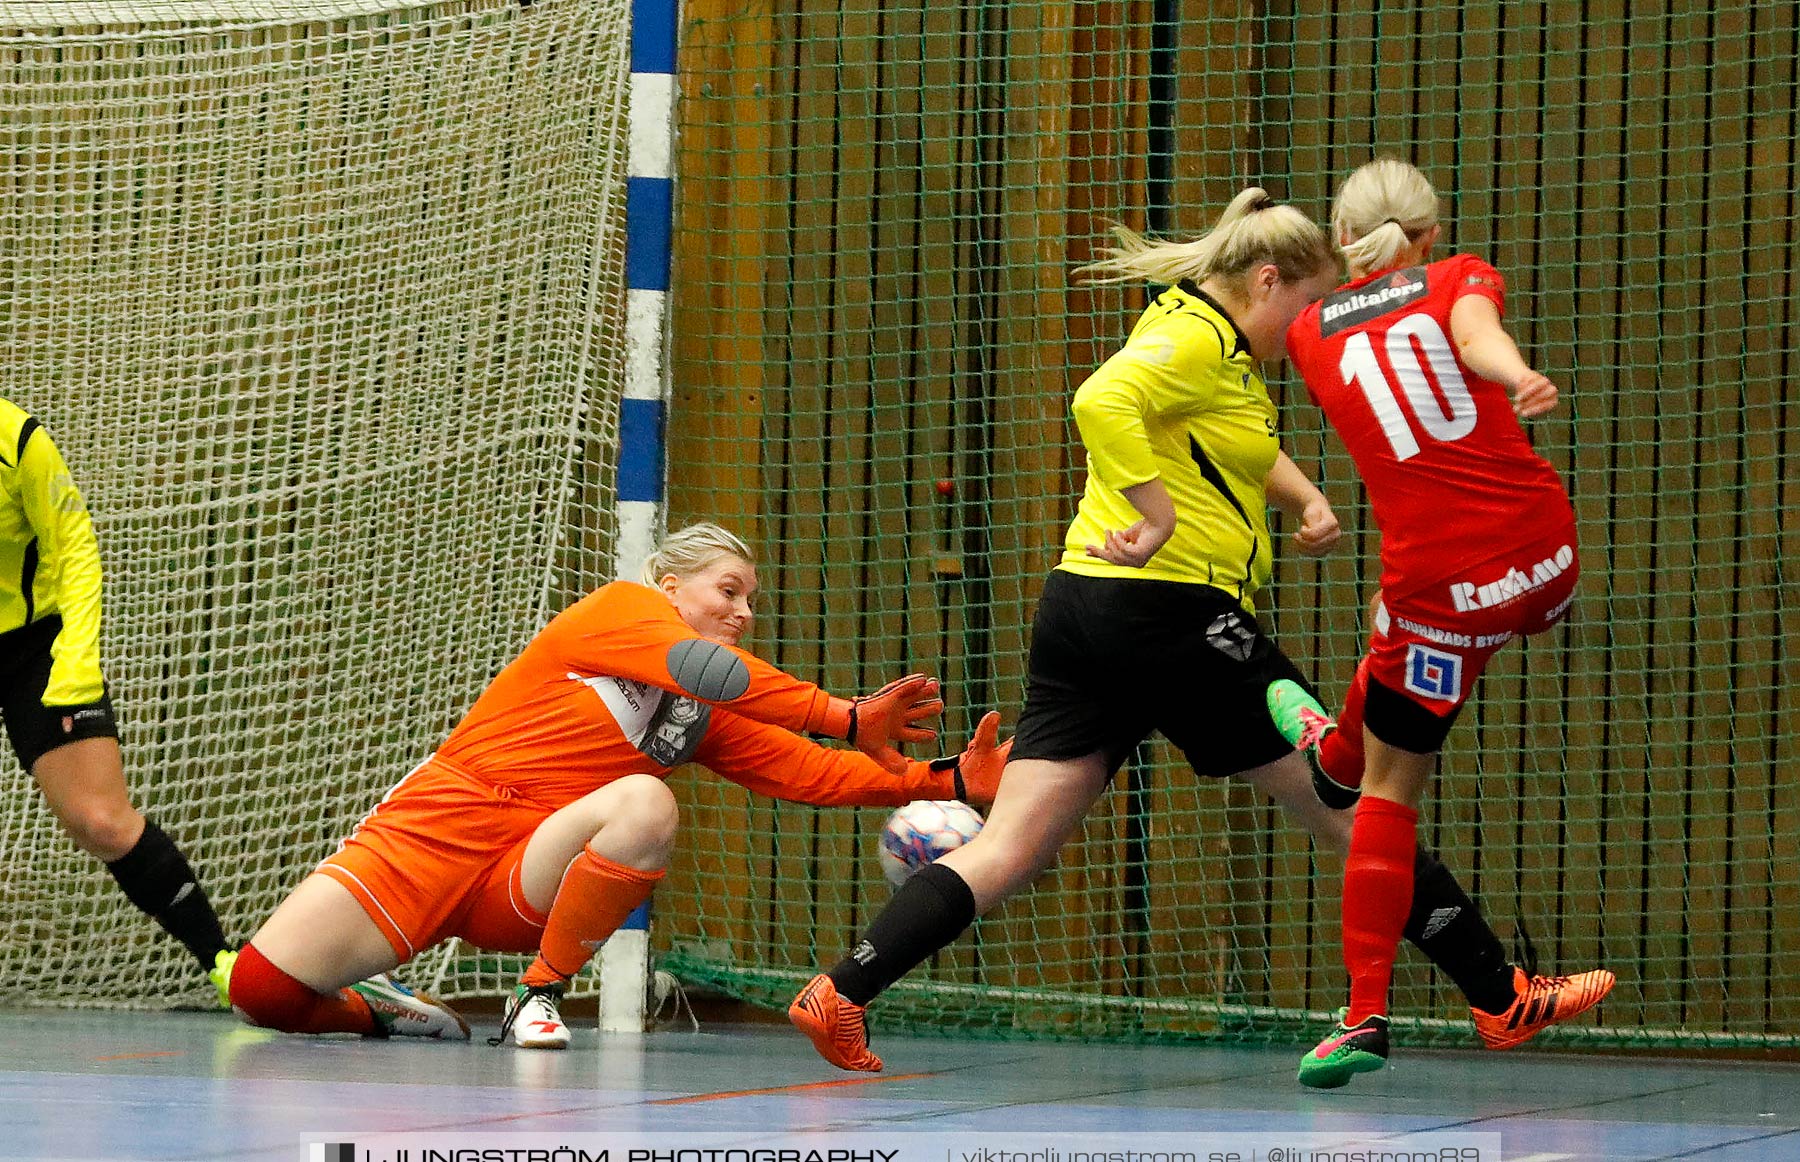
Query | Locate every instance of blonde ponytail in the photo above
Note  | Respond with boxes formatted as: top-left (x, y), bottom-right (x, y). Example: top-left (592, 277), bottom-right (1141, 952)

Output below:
top-left (1077, 187), bottom-right (1333, 288)
top-left (1332, 159), bottom-right (1440, 276)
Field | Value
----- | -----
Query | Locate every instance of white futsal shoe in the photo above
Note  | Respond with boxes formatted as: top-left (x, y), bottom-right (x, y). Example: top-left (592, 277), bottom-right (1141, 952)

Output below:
top-left (494, 982), bottom-right (571, 1050)
top-left (349, 974), bottom-right (472, 1040)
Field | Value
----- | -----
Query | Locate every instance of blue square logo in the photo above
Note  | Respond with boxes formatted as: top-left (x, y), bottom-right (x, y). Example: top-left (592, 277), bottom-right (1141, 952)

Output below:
top-left (1404, 644), bottom-right (1462, 702)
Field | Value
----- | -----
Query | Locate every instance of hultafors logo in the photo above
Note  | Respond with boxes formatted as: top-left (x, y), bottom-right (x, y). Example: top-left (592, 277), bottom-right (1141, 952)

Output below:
top-left (1317, 267), bottom-right (1427, 335)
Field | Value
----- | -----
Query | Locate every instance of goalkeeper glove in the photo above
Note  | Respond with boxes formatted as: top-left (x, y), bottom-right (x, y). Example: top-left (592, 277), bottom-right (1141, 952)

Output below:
top-left (923, 710), bottom-right (1010, 806)
top-left (816, 673), bottom-right (944, 775)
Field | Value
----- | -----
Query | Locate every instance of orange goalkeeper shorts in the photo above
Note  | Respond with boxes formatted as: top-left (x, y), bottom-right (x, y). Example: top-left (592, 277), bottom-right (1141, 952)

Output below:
top-left (317, 757), bottom-right (554, 961)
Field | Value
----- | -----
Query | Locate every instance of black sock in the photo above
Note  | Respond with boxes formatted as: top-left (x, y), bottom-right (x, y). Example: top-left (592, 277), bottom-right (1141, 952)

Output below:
top-left (828, 862), bottom-right (977, 1005)
top-left (1404, 848), bottom-right (1517, 1014)
top-left (105, 818), bottom-right (229, 970)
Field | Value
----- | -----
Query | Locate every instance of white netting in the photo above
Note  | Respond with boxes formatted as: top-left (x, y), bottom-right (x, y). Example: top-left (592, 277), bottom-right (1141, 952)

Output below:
top-left (0, 0), bottom-right (630, 1007)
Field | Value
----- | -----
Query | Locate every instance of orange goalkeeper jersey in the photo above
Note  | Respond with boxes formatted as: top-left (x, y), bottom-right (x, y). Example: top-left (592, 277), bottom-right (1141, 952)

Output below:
top-left (434, 581), bottom-right (951, 810)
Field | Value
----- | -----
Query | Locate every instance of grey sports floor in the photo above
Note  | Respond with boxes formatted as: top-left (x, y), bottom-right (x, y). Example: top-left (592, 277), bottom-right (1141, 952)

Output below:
top-left (3, 1008), bottom-right (1796, 1162)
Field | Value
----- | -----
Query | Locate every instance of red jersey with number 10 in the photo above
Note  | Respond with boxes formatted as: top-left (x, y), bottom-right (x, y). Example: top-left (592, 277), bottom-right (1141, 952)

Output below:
top-left (1285, 254), bottom-right (1574, 599)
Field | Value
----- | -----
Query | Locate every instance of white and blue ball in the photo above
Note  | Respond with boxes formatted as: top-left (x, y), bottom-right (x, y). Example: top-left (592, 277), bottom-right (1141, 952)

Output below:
top-left (878, 799), bottom-right (984, 888)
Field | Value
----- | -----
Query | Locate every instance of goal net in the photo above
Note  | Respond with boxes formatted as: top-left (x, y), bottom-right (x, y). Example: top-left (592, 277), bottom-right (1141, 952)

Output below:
top-left (6, 0), bottom-right (1796, 1060)
top-left (0, 0), bottom-right (630, 1007)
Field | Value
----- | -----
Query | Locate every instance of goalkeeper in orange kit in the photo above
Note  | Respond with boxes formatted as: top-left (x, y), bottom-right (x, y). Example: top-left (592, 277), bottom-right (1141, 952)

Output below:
top-left (227, 522), bottom-right (1008, 1049)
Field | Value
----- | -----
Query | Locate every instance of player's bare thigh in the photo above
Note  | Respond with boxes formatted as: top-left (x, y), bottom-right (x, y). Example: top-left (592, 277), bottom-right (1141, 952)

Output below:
top-left (248, 873), bottom-right (403, 993)
top-left (514, 773), bottom-right (678, 915)
top-left (1236, 748), bottom-right (1353, 852)
top-left (31, 737), bottom-right (143, 860)
top-left (935, 753), bottom-right (1110, 913)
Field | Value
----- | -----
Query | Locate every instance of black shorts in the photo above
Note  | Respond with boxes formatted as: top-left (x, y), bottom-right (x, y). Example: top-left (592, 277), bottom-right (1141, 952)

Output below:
top-left (1011, 569), bottom-right (1315, 779)
top-left (0, 615), bottom-right (118, 770)
top-left (1365, 673), bottom-right (1463, 754)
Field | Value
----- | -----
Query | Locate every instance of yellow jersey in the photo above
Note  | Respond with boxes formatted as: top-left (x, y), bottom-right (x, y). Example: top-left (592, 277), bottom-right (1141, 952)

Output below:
top-left (1060, 282), bottom-right (1279, 611)
top-left (0, 397), bottom-right (106, 704)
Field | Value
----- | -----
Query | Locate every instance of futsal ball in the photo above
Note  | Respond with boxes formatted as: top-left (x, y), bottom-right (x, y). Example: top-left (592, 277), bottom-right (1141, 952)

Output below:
top-left (878, 799), bottom-right (984, 888)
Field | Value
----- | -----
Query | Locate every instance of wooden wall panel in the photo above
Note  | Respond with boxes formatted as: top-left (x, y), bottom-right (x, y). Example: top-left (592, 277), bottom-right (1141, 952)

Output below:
top-left (1744, 0), bottom-right (1800, 1033)
top-left (659, 0), bottom-right (777, 971)
top-left (1678, 4), bottom-right (1745, 1032)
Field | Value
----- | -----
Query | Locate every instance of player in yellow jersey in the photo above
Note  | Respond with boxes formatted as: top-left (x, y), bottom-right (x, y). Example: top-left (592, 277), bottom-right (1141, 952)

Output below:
top-left (790, 189), bottom-right (1573, 1075)
top-left (789, 188), bottom-right (1345, 1069)
top-left (1, 397), bottom-right (235, 1004)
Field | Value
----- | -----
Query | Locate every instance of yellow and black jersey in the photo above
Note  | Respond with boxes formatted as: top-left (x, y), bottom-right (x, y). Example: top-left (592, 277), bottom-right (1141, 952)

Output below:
top-left (0, 397), bottom-right (106, 705)
top-left (1060, 281), bottom-right (1279, 611)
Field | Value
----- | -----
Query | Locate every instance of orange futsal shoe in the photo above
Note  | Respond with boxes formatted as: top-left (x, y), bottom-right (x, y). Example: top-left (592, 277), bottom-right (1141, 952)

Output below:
top-left (1472, 966), bottom-right (1616, 1050)
top-left (789, 973), bottom-right (883, 1072)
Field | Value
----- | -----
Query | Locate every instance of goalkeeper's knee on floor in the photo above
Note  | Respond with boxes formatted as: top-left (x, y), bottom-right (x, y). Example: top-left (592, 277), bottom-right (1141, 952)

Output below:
top-left (228, 942), bottom-right (377, 1036)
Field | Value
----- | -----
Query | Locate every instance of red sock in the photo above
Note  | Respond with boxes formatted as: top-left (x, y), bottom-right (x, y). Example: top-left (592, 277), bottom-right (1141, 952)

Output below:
top-left (1342, 795), bottom-right (1419, 1023)
top-left (521, 848), bottom-right (664, 987)
top-left (1319, 656), bottom-right (1370, 788)
top-left (229, 941), bottom-right (379, 1035)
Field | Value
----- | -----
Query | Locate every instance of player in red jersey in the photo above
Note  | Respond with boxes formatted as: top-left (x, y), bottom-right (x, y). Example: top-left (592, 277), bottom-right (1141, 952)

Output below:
top-left (226, 523), bottom-right (1007, 1049)
top-left (1275, 160), bottom-right (1614, 1087)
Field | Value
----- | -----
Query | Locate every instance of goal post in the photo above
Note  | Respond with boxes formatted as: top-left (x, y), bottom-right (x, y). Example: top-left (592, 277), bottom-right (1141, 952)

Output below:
top-left (596, 0), bottom-right (683, 1035)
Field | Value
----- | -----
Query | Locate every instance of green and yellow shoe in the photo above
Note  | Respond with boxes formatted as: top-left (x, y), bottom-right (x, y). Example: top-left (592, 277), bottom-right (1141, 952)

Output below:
top-left (208, 948), bottom-right (238, 1010)
top-left (1298, 1008), bottom-right (1390, 1089)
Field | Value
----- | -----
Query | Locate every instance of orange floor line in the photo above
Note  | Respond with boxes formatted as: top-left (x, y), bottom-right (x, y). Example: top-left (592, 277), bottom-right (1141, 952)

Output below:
top-left (651, 1071), bottom-right (938, 1104)
top-left (92, 1051), bottom-right (185, 1062)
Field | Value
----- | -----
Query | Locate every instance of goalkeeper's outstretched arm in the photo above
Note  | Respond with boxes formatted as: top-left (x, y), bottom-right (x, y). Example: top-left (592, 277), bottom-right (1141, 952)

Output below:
top-left (696, 710), bottom-right (1010, 808)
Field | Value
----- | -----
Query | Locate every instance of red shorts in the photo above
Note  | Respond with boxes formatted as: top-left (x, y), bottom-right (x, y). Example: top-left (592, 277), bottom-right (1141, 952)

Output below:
top-left (317, 757), bottom-right (552, 961)
top-left (1370, 530), bottom-right (1580, 718)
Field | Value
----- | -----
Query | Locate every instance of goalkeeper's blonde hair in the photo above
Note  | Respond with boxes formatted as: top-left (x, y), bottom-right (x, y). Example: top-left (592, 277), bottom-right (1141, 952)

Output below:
top-left (1332, 159), bottom-right (1441, 277)
top-left (1077, 186), bottom-right (1334, 288)
top-left (641, 522), bottom-right (754, 586)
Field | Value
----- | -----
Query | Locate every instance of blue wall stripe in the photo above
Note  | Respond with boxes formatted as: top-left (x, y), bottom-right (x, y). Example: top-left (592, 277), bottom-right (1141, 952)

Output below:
top-left (618, 397), bottom-right (666, 503)
top-left (626, 177), bottom-right (673, 293)
top-left (631, 0), bottom-right (677, 75)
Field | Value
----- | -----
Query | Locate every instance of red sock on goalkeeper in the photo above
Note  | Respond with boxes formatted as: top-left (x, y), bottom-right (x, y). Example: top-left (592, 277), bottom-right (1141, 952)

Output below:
top-left (228, 941), bottom-right (378, 1035)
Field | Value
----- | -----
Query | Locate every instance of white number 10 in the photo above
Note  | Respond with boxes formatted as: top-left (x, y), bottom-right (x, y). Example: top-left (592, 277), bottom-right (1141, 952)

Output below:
top-left (1337, 313), bottom-right (1477, 461)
